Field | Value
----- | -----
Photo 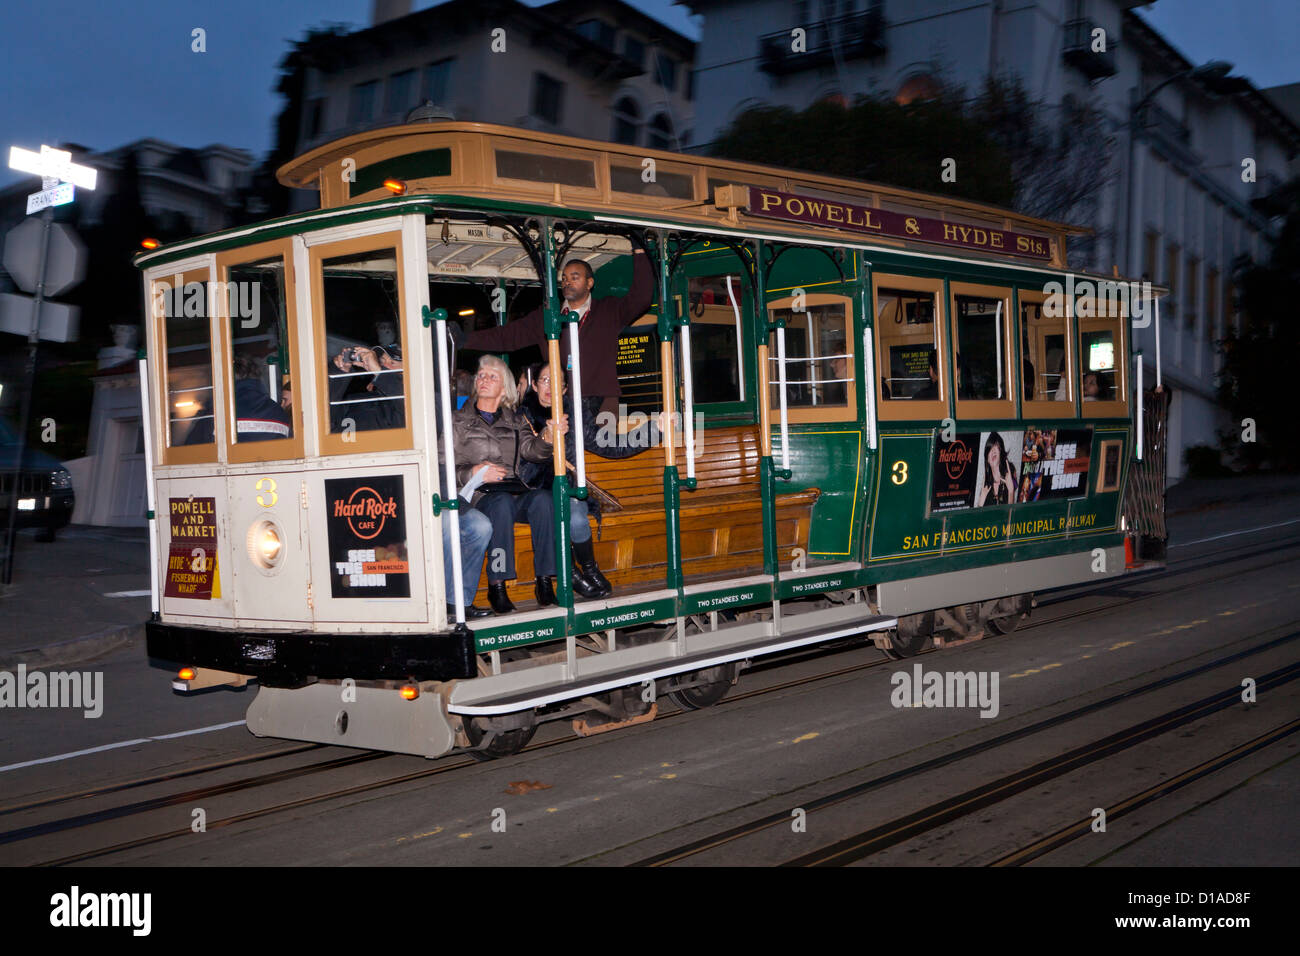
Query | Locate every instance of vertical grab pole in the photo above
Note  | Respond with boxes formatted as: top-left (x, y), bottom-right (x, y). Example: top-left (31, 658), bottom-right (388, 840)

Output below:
top-left (425, 306), bottom-right (465, 626)
top-left (656, 234), bottom-right (684, 593)
top-left (567, 319), bottom-right (586, 490)
top-left (1136, 355), bottom-right (1145, 461)
top-left (1154, 297), bottom-right (1163, 390)
top-left (137, 354), bottom-right (160, 617)
top-left (541, 222), bottom-right (573, 611)
top-left (755, 239), bottom-right (789, 581)
top-left (775, 325), bottom-right (791, 472)
top-left (994, 300), bottom-right (1003, 399)
top-left (679, 322), bottom-right (696, 485)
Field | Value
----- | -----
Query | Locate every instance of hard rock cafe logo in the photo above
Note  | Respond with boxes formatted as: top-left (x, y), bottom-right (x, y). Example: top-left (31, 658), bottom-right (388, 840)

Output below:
top-left (333, 486), bottom-right (398, 540)
top-left (938, 440), bottom-right (973, 480)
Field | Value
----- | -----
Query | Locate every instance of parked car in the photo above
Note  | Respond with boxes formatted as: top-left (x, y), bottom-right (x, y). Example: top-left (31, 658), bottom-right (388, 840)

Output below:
top-left (0, 418), bottom-right (75, 542)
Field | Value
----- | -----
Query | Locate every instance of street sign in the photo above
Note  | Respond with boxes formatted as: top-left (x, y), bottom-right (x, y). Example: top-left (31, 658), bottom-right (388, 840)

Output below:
top-left (3, 219), bottom-right (87, 297)
top-left (7, 145), bottom-right (98, 190)
top-left (26, 182), bottom-right (75, 215)
top-left (0, 293), bottom-right (79, 343)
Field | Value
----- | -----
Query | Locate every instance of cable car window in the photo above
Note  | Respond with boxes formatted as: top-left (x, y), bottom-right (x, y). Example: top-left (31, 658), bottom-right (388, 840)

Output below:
top-left (875, 286), bottom-right (939, 400)
top-left (321, 247), bottom-right (407, 435)
top-left (687, 274), bottom-right (744, 405)
top-left (156, 273), bottom-right (214, 449)
top-left (226, 257), bottom-right (293, 444)
top-left (1075, 295), bottom-right (1127, 413)
top-left (767, 297), bottom-right (853, 417)
top-left (953, 294), bottom-right (1009, 401)
top-left (1020, 296), bottom-right (1072, 405)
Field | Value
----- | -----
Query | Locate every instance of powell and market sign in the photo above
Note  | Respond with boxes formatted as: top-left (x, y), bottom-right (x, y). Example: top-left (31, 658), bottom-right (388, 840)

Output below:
top-left (745, 188), bottom-right (1054, 261)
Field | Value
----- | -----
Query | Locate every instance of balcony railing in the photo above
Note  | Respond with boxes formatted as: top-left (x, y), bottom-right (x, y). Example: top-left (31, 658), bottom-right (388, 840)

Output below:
top-left (759, 5), bottom-right (887, 77)
top-left (1062, 18), bottom-right (1117, 80)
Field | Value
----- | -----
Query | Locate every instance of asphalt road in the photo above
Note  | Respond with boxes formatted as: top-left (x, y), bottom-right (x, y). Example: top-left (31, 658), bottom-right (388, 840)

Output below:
top-left (1, 499), bottom-right (1297, 868)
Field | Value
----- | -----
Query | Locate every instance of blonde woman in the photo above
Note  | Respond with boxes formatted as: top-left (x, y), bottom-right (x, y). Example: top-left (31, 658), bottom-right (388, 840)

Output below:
top-left (452, 355), bottom-right (568, 613)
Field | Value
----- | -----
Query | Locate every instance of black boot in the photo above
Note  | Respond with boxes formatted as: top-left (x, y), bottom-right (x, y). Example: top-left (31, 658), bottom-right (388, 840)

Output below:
top-left (534, 575), bottom-right (556, 607)
top-left (448, 603), bottom-right (493, 620)
top-left (573, 539), bottom-right (612, 598)
top-left (487, 582), bottom-right (515, 615)
top-left (571, 561), bottom-right (602, 600)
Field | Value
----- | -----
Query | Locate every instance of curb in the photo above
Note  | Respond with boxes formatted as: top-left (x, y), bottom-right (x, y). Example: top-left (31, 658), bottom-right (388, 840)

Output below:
top-left (0, 621), bottom-right (146, 671)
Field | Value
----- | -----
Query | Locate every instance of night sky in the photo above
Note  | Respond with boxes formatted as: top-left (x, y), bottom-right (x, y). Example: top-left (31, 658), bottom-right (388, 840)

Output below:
top-left (1, 0), bottom-right (1295, 191)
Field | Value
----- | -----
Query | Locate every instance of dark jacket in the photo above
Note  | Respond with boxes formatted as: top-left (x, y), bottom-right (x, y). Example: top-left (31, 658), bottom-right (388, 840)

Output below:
top-left (328, 367), bottom-right (404, 432)
top-left (517, 390), bottom-right (657, 488)
top-left (463, 251), bottom-right (654, 400)
top-left (452, 401), bottom-right (552, 506)
top-left (185, 379), bottom-right (290, 445)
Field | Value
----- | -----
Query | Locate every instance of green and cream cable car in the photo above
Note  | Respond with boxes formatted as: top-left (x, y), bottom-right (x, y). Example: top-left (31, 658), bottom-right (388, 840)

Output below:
top-left (138, 120), bottom-right (1164, 758)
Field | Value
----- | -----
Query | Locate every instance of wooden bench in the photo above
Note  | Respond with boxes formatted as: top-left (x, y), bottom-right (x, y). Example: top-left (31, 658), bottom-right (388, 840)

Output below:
top-left (470, 425), bottom-right (820, 606)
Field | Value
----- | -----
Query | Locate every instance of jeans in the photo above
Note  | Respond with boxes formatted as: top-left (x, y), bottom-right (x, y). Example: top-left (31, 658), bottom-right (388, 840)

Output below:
top-left (476, 489), bottom-right (556, 580)
top-left (442, 507), bottom-right (492, 606)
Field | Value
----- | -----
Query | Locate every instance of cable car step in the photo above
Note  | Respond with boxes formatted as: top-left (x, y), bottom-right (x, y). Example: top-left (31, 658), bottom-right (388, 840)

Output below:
top-left (449, 604), bottom-right (896, 715)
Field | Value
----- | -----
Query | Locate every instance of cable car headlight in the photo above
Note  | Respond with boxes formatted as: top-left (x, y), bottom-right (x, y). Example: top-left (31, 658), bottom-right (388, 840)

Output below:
top-left (247, 518), bottom-right (285, 571)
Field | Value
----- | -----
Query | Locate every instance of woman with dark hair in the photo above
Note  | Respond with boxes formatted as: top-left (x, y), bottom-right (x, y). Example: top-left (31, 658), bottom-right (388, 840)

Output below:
top-left (518, 362), bottom-right (661, 599)
top-left (975, 430), bottom-right (1018, 507)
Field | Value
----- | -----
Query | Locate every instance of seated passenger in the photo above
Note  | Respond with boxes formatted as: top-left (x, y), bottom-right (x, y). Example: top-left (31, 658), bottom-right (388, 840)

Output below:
top-left (518, 362), bottom-right (659, 600)
top-left (453, 355), bottom-right (565, 614)
top-left (328, 343), bottom-right (404, 432)
top-left (185, 353), bottom-right (290, 444)
top-left (1082, 371), bottom-right (1101, 401)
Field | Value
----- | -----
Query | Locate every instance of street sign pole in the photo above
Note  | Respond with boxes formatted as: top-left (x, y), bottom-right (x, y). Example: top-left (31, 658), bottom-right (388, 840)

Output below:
top-left (2, 145), bottom-right (95, 585)
top-left (2, 202), bottom-right (54, 584)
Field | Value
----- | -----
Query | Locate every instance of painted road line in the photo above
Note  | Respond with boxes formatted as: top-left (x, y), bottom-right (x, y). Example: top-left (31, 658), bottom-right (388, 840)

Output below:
top-left (1170, 517), bottom-right (1300, 549)
top-left (103, 589), bottom-right (151, 598)
top-left (0, 720), bottom-right (247, 773)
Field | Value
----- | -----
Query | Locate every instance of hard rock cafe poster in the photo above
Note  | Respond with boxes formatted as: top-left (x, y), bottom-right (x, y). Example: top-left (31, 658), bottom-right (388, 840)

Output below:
top-left (931, 427), bottom-right (1093, 512)
top-left (325, 475), bottom-right (410, 598)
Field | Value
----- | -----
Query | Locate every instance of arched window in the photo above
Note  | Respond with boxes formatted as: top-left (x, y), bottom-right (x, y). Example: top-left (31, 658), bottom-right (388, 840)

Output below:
top-left (647, 113), bottom-right (674, 151)
top-left (894, 73), bottom-right (941, 105)
top-left (612, 96), bottom-right (640, 145)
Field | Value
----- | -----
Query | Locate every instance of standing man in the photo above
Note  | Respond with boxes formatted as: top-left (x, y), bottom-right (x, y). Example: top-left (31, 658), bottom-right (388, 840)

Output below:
top-left (459, 249), bottom-right (653, 415)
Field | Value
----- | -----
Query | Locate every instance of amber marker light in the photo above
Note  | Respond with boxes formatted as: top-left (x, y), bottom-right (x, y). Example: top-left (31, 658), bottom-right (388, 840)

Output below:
top-left (178, 667), bottom-right (196, 681)
top-left (399, 684), bottom-right (419, 701)
top-left (383, 178), bottom-right (407, 195)
top-left (141, 238), bottom-right (160, 249)
top-left (458, 308), bottom-right (475, 316)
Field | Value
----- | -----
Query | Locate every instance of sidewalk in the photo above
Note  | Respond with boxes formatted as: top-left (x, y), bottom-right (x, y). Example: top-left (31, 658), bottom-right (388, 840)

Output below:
top-left (0, 525), bottom-right (151, 669)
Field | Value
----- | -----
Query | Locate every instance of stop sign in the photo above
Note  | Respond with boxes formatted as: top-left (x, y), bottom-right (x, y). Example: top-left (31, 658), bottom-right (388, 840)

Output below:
top-left (3, 219), bottom-right (87, 297)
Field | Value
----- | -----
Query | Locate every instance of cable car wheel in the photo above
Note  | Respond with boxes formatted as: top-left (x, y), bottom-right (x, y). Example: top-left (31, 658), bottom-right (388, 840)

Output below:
top-left (887, 610), bottom-right (935, 658)
top-left (666, 663), bottom-right (738, 711)
top-left (461, 712), bottom-right (538, 761)
top-left (986, 593), bottom-right (1034, 635)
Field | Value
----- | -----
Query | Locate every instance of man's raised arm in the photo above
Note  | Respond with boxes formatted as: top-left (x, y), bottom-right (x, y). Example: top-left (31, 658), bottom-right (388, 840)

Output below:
top-left (463, 306), bottom-right (545, 354)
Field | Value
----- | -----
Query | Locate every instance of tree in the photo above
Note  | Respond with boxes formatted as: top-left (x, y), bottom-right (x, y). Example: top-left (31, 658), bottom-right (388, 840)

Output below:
top-left (709, 76), bottom-right (1117, 268)
top-left (710, 92), bottom-right (1015, 208)
top-left (1216, 178), bottom-right (1300, 471)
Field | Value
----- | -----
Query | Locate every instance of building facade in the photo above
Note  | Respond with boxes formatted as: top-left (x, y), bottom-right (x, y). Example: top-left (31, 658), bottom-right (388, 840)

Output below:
top-left (685, 0), bottom-right (1299, 481)
top-left (280, 0), bottom-right (696, 211)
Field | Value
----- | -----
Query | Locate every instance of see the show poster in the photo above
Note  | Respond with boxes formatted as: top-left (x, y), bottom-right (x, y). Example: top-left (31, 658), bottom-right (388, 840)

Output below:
top-left (931, 426), bottom-right (1093, 512)
top-left (325, 475), bottom-right (410, 598)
